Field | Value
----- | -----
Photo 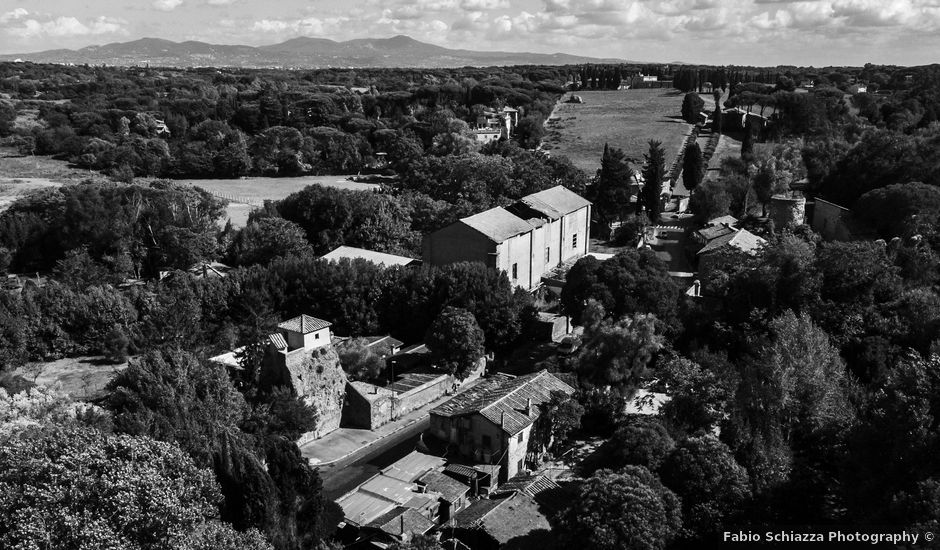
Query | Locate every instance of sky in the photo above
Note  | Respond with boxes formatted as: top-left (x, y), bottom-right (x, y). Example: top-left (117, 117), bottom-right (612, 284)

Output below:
top-left (1, 0), bottom-right (940, 66)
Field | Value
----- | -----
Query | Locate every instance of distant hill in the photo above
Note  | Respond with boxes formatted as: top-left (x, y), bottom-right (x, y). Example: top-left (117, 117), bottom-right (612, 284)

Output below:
top-left (0, 35), bottom-right (630, 69)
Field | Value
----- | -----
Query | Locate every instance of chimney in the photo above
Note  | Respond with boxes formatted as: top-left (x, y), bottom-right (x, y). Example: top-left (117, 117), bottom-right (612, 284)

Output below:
top-left (400, 514), bottom-right (405, 535)
top-left (525, 398), bottom-right (533, 416)
top-left (501, 412), bottom-right (506, 427)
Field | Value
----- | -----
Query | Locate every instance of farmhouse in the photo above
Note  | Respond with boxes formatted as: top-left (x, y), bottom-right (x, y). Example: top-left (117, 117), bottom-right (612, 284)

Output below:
top-left (429, 370), bottom-right (575, 482)
top-left (422, 186), bottom-right (591, 291)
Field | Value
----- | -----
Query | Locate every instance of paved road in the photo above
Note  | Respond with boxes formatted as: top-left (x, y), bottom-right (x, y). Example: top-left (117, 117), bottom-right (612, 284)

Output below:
top-left (319, 416), bottom-right (429, 501)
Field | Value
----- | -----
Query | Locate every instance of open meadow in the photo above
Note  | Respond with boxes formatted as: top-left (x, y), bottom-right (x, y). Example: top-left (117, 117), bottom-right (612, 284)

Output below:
top-left (543, 88), bottom-right (693, 176)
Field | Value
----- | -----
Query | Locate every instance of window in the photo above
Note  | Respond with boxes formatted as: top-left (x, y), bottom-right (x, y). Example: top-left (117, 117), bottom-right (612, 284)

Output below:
top-left (517, 432), bottom-right (523, 444)
top-left (517, 459), bottom-right (524, 473)
top-left (511, 263), bottom-right (518, 280)
top-left (314, 333), bottom-right (320, 339)
top-left (545, 247), bottom-right (550, 263)
top-left (482, 434), bottom-right (492, 450)
top-left (572, 233), bottom-right (578, 249)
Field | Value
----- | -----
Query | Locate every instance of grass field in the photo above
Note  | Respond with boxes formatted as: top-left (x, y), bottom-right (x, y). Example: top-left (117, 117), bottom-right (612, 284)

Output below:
top-left (13, 356), bottom-right (128, 401)
top-left (543, 89), bottom-right (693, 176)
top-left (0, 147), bottom-right (107, 212)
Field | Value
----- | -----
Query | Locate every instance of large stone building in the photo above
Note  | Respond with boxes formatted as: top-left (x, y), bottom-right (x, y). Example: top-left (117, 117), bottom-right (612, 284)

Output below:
top-left (422, 186), bottom-right (591, 291)
top-left (428, 370), bottom-right (575, 482)
top-left (259, 314), bottom-right (347, 438)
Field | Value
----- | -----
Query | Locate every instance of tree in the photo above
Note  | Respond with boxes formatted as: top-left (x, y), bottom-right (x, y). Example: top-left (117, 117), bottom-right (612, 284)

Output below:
top-left (337, 338), bottom-right (386, 382)
top-left (691, 179), bottom-right (731, 224)
top-left (575, 314), bottom-right (663, 396)
top-left (107, 349), bottom-right (335, 549)
top-left (514, 115), bottom-right (545, 149)
top-left (388, 534), bottom-right (443, 550)
top-left (0, 423), bottom-right (270, 550)
top-left (592, 144), bottom-right (634, 224)
top-left (607, 415), bottom-right (675, 471)
top-left (854, 182), bottom-right (940, 240)
top-left (642, 140), bottom-right (666, 222)
top-left (425, 307), bottom-right (485, 379)
top-left (752, 162), bottom-right (775, 217)
top-left (556, 466), bottom-right (682, 550)
top-left (657, 353), bottom-right (738, 436)
top-left (227, 217), bottom-right (313, 267)
top-left (534, 390), bottom-right (584, 454)
top-left (660, 436), bottom-right (751, 538)
top-left (561, 249), bottom-right (680, 330)
top-left (682, 141), bottom-right (704, 195)
top-left (681, 92), bottom-right (705, 124)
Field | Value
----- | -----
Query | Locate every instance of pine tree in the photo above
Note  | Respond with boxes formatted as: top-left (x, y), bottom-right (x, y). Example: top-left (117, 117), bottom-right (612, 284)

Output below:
top-left (642, 140), bottom-right (667, 223)
top-left (594, 143), bottom-right (634, 224)
top-left (682, 141), bottom-right (704, 195)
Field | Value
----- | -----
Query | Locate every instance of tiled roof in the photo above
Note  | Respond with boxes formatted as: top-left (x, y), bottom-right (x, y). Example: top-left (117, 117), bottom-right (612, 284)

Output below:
top-left (322, 246), bottom-right (419, 267)
top-left (363, 335), bottom-right (405, 356)
top-left (460, 207), bottom-right (536, 243)
top-left (697, 228), bottom-right (767, 256)
top-left (695, 224), bottom-right (735, 242)
top-left (706, 215), bottom-right (739, 227)
top-left (267, 332), bottom-right (288, 350)
top-left (359, 475), bottom-right (416, 504)
top-left (430, 371), bottom-right (575, 435)
top-left (476, 493), bottom-right (551, 545)
top-left (495, 474), bottom-right (559, 498)
top-left (381, 451), bottom-right (446, 483)
top-left (517, 186), bottom-right (591, 220)
top-left (452, 497), bottom-right (504, 528)
top-left (278, 314), bottom-right (332, 334)
top-left (444, 463), bottom-right (480, 480)
top-left (367, 507), bottom-right (435, 537)
top-left (418, 470), bottom-right (470, 503)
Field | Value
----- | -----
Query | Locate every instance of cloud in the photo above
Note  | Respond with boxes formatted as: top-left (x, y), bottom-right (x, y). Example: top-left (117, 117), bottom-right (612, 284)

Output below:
top-left (459, 0), bottom-right (510, 10)
top-left (153, 0), bottom-right (184, 11)
top-left (0, 8), bottom-right (29, 24)
top-left (207, 0), bottom-right (237, 4)
top-left (5, 15), bottom-right (126, 38)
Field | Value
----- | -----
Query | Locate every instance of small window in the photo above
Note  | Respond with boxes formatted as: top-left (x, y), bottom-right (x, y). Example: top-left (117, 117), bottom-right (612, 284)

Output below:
top-left (517, 432), bottom-right (523, 444)
top-left (511, 263), bottom-right (518, 280)
top-left (517, 459), bottom-right (524, 473)
top-left (545, 247), bottom-right (550, 263)
top-left (572, 233), bottom-right (578, 249)
top-left (314, 333), bottom-right (320, 339)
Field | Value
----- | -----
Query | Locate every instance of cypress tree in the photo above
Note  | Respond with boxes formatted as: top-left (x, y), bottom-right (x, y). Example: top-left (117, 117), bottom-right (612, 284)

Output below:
top-left (642, 140), bottom-right (667, 222)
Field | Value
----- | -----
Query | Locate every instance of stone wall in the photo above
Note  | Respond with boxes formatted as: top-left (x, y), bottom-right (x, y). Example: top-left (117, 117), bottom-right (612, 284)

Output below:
top-left (262, 345), bottom-right (347, 438)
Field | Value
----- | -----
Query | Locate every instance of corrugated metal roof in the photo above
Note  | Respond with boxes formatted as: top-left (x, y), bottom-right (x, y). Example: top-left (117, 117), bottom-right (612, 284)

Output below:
top-left (336, 491), bottom-right (397, 527)
top-left (518, 186), bottom-right (591, 220)
top-left (381, 451), bottom-right (446, 483)
top-left (430, 371), bottom-right (575, 435)
top-left (277, 314), bottom-right (332, 334)
top-left (459, 207), bottom-right (536, 243)
top-left (267, 332), bottom-right (288, 350)
top-left (418, 470), bottom-right (470, 503)
top-left (359, 475), bottom-right (416, 503)
top-left (322, 246), bottom-right (418, 267)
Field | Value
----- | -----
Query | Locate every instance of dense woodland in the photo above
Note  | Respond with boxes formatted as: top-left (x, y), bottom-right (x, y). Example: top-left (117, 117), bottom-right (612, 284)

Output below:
top-left (2, 61), bottom-right (940, 550)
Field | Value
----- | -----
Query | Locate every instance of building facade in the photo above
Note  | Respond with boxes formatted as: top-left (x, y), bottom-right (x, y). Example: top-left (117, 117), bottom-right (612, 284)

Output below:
top-left (429, 371), bottom-right (575, 482)
top-left (422, 186), bottom-right (591, 291)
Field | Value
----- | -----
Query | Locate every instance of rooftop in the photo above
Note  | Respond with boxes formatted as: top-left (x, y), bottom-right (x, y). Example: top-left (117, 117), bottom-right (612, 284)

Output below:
top-left (348, 381), bottom-right (396, 403)
top-left (366, 506), bottom-right (435, 537)
top-left (460, 207), bottom-right (538, 243)
top-left (705, 215), bottom-right (739, 228)
top-left (476, 493), bottom-right (552, 545)
top-left (321, 246), bottom-right (419, 267)
top-left (494, 474), bottom-right (559, 498)
top-left (516, 185), bottom-right (591, 220)
top-left (418, 470), bottom-right (470, 503)
top-left (697, 228), bottom-right (767, 256)
top-left (381, 451), bottom-right (446, 483)
top-left (386, 373), bottom-right (447, 395)
top-left (278, 314), bottom-right (332, 334)
top-left (430, 371), bottom-right (575, 435)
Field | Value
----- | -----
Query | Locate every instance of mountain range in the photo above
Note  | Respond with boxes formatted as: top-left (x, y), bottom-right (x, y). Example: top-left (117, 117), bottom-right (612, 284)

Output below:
top-left (0, 35), bottom-right (629, 69)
